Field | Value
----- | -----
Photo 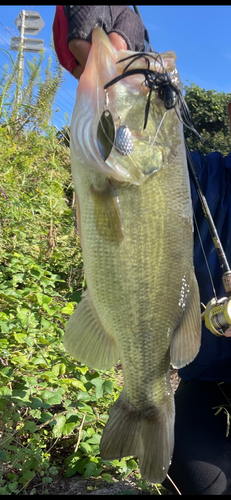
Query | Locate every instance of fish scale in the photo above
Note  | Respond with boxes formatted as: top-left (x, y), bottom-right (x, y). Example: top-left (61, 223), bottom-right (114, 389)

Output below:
top-left (64, 27), bottom-right (201, 484)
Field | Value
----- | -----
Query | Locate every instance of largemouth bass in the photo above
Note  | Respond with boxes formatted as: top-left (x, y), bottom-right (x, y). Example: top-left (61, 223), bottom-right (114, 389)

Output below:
top-left (64, 27), bottom-right (201, 483)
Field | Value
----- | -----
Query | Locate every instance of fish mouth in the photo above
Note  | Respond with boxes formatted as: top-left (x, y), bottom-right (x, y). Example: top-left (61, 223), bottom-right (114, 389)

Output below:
top-left (71, 27), bottom-right (184, 185)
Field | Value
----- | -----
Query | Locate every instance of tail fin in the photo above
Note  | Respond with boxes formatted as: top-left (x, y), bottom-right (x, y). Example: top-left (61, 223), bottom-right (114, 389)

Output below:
top-left (100, 389), bottom-right (175, 484)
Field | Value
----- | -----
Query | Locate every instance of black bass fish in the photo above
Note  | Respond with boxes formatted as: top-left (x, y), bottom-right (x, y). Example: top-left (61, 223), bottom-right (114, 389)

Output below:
top-left (64, 27), bottom-right (201, 483)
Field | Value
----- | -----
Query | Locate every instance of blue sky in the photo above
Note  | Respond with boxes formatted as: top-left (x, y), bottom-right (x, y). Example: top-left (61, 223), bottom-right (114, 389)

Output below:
top-left (0, 5), bottom-right (231, 132)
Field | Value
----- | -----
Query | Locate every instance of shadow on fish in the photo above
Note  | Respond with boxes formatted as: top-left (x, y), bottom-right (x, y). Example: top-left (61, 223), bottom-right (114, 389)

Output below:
top-left (64, 27), bottom-right (201, 484)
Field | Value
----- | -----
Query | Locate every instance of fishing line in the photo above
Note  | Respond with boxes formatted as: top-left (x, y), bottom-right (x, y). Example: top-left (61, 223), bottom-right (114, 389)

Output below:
top-left (193, 210), bottom-right (217, 301)
top-left (133, 5), bottom-right (153, 52)
top-left (166, 473), bottom-right (182, 495)
top-left (185, 140), bottom-right (231, 288)
top-left (148, 110), bottom-right (167, 150)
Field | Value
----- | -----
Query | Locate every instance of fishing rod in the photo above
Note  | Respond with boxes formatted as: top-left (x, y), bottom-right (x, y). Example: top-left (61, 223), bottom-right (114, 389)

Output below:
top-left (133, 5), bottom-right (231, 336)
top-left (133, 5), bottom-right (153, 52)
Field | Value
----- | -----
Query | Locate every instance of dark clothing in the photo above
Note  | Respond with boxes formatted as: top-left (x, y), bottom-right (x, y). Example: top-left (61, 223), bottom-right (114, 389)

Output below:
top-left (180, 150), bottom-right (231, 383)
top-left (163, 380), bottom-right (231, 495)
top-left (53, 5), bottom-right (150, 74)
top-left (163, 151), bottom-right (231, 495)
top-left (64, 5), bottom-right (150, 58)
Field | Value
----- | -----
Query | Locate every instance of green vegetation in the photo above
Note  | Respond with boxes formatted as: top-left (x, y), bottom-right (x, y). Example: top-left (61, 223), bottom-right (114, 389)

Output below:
top-left (0, 49), bottom-right (231, 494)
top-left (0, 123), bottom-right (160, 495)
top-left (184, 83), bottom-right (231, 155)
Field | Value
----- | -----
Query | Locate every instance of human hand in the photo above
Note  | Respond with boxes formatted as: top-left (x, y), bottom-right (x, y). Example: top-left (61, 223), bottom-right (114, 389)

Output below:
top-left (69, 32), bottom-right (128, 80)
top-left (224, 326), bottom-right (231, 337)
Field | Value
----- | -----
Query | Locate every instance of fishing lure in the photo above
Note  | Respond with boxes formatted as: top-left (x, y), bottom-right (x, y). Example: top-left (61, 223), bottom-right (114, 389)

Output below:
top-left (104, 51), bottom-right (202, 141)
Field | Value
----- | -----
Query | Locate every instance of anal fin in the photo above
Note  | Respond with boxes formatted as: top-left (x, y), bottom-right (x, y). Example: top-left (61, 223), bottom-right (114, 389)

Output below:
top-left (63, 290), bottom-right (119, 370)
top-left (170, 273), bottom-right (201, 369)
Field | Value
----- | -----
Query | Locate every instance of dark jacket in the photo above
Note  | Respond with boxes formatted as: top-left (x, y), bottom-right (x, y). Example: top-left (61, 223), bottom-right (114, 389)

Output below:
top-left (179, 150), bottom-right (231, 382)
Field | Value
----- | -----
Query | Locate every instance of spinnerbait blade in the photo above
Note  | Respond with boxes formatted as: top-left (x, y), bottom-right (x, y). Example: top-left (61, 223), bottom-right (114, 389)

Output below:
top-left (115, 125), bottom-right (134, 156)
top-left (97, 109), bottom-right (115, 161)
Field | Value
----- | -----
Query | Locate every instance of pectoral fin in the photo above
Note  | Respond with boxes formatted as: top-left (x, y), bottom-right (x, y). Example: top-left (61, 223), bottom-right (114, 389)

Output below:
top-left (170, 273), bottom-right (201, 369)
top-left (91, 179), bottom-right (124, 243)
top-left (63, 290), bottom-right (119, 370)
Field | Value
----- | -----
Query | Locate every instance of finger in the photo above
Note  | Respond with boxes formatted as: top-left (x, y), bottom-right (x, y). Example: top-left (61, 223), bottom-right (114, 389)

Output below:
top-left (68, 39), bottom-right (91, 68)
top-left (72, 65), bottom-right (84, 80)
top-left (108, 32), bottom-right (128, 51)
top-left (224, 327), bottom-right (231, 337)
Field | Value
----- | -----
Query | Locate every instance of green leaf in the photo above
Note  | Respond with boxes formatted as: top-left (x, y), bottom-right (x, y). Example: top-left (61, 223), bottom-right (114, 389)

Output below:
top-left (52, 415), bottom-right (66, 438)
top-left (41, 370), bottom-right (58, 381)
top-left (16, 307), bottom-right (30, 326)
top-left (0, 366), bottom-right (14, 378)
top-left (0, 320), bottom-right (9, 333)
top-left (91, 377), bottom-right (103, 400)
top-left (0, 338), bottom-right (9, 348)
top-left (65, 451), bottom-right (82, 466)
top-left (0, 386), bottom-right (12, 397)
top-left (86, 433), bottom-right (101, 445)
top-left (0, 291), bottom-right (19, 303)
top-left (61, 303), bottom-right (74, 315)
top-left (37, 337), bottom-right (49, 345)
top-left (65, 452), bottom-right (83, 478)
top-left (62, 421), bottom-right (78, 436)
top-left (103, 379), bottom-right (114, 395)
top-left (0, 312), bottom-right (9, 321)
top-left (41, 387), bottom-right (65, 405)
top-left (101, 473), bottom-right (115, 483)
top-left (76, 392), bottom-right (95, 402)
top-left (51, 364), bottom-right (61, 376)
top-left (75, 365), bottom-right (89, 375)
top-left (59, 378), bottom-right (86, 391)
top-left (18, 469), bottom-right (35, 484)
top-left (30, 269), bottom-right (40, 277)
top-left (23, 421), bottom-right (38, 433)
top-left (14, 333), bottom-right (27, 343)
top-left (83, 461), bottom-right (103, 479)
top-left (30, 397), bottom-right (50, 409)
top-left (77, 402), bottom-right (94, 413)
top-left (59, 363), bottom-right (66, 375)
top-left (0, 450), bottom-right (7, 461)
top-left (42, 303), bottom-right (56, 316)
top-left (79, 442), bottom-right (92, 454)
top-left (68, 290), bottom-right (82, 303)
top-left (12, 388), bottom-right (29, 400)
top-left (36, 292), bottom-right (53, 306)
top-left (40, 411), bottom-right (54, 424)
top-left (40, 317), bottom-right (51, 329)
top-left (127, 459), bottom-right (138, 472)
